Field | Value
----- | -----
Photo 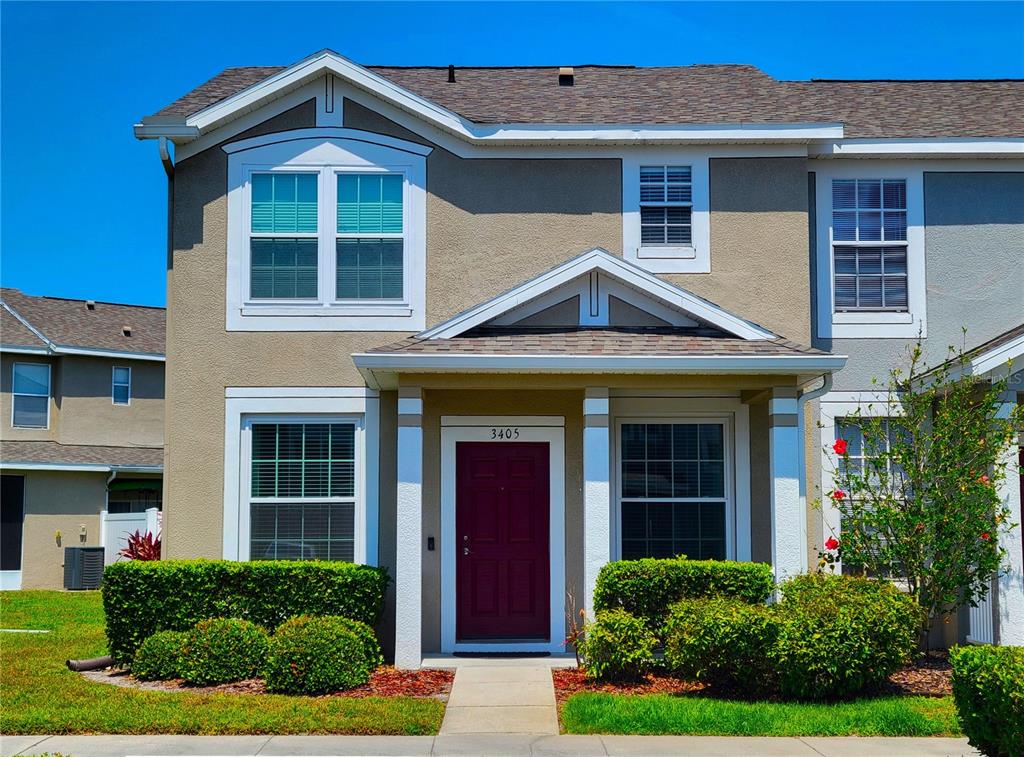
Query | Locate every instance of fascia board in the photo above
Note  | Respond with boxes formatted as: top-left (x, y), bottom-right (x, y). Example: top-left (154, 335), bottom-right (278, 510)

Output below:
top-left (352, 352), bottom-right (848, 374)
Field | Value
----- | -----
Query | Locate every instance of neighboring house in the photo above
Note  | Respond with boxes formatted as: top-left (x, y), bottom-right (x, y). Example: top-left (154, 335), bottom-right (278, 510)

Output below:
top-left (0, 289), bottom-right (165, 589)
top-left (135, 50), bottom-right (1023, 665)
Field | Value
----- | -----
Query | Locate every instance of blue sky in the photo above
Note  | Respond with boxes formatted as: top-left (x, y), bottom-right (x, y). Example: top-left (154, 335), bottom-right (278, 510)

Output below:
top-left (2, 1), bottom-right (1022, 308)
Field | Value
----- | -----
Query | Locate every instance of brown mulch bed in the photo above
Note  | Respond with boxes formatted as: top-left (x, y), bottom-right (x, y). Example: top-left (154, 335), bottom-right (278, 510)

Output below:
top-left (553, 651), bottom-right (952, 703)
top-left (82, 666), bottom-right (454, 700)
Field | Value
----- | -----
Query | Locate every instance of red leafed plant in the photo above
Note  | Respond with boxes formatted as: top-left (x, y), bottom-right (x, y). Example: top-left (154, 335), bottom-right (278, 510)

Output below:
top-left (119, 530), bottom-right (161, 561)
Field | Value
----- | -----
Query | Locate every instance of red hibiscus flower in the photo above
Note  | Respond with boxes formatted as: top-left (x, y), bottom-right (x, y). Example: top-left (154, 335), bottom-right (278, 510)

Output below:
top-left (981, 532), bottom-right (991, 541)
top-left (833, 439), bottom-right (848, 455)
top-left (825, 536), bottom-right (840, 551)
top-left (980, 474), bottom-right (990, 484)
top-left (830, 489), bottom-right (847, 501)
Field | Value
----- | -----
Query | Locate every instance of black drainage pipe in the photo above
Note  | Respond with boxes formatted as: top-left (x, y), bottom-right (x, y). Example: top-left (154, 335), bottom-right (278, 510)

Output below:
top-left (66, 655), bottom-right (114, 672)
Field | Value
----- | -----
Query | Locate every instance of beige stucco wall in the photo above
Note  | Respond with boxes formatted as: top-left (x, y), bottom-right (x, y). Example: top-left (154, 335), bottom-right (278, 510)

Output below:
top-left (0, 353), bottom-right (163, 447)
top-left (14, 470), bottom-right (105, 589)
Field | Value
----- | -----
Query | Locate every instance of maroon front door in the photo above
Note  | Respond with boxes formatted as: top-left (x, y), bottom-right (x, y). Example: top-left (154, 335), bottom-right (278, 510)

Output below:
top-left (456, 442), bottom-right (550, 641)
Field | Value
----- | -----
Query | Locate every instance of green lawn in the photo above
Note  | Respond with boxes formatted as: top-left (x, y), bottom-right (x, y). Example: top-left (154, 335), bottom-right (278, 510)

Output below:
top-left (561, 692), bottom-right (961, 737)
top-left (0, 590), bottom-right (444, 735)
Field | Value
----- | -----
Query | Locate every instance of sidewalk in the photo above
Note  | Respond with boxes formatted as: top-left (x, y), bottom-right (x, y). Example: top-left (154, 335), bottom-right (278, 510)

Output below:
top-left (0, 734), bottom-right (980, 756)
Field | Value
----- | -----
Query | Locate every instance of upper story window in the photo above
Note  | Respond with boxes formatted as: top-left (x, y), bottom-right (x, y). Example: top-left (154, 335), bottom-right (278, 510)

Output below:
top-left (12, 362), bottom-right (49, 428)
top-left (814, 163), bottom-right (925, 340)
top-left (623, 155), bottom-right (710, 274)
top-left (225, 129), bottom-right (431, 332)
top-left (832, 179), bottom-right (908, 312)
top-left (112, 366), bottom-right (131, 405)
top-left (640, 166), bottom-right (692, 246)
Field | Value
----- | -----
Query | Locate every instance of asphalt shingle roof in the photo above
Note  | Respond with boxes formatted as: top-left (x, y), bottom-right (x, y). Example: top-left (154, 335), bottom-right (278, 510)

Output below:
top-left (369, 327), bottom-right (829, 358)
top-left (0, 289), bottom-right (165, 356)
top-left (148, 61), bottom-right (1024, 139)
top-left (0, 307), bottom-right (47, 349)
top-left (0, 440), bottom-right (163, 469)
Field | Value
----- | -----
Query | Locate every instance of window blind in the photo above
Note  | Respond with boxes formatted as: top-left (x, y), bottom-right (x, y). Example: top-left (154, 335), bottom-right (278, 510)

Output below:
top-left (639, 166), bottom-right (693, 245)
top-left (251, 173), bottom-right (318, 234)
top-left (338, 174), bottom-right (403, 234)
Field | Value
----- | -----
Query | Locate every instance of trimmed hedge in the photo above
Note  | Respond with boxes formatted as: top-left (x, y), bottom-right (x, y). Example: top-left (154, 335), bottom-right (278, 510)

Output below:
top-left (132, 630), bottom-right (187, 681)
top-left (265, 615), bottom-right (383, 694)
top-left (579, 609), bottom-right (657, 682)
top-left (103, 560), bottom-right (389, 663)
top-left (593, 558), bottom-right (774, 635)
top-left (774, 574), bottom-right (919, 700)
top-left (950, 645), bottom-right (1024, 757)
top-left (664, 597), bottom-right (780, 694)
top-left (180, 618), bottom-right (269, 686)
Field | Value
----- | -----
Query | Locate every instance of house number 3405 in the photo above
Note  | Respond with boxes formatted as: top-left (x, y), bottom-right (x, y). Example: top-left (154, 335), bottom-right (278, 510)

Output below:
top-left (491, 427), bottom-right (520, 439)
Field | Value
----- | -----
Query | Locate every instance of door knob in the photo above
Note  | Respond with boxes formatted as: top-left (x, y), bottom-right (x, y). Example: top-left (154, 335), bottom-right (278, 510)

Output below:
top-left (463, 546), bottom-right (471, 556)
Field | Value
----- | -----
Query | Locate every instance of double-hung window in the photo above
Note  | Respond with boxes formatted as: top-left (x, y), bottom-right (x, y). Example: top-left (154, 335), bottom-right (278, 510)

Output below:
top-left (832, 179), bottom-right (908, 311)
top-left (640, 166), bottom-right (693, 246)
top-left (619, 422), bottom-right (727, 560)
top-left (336, 174), bottom-right (404, 300)
top-left (112, 366), bottom-right (131, 405)
top-left (12, 363), bottom-right (49, 428)
top-left (249, 421), bottom-right (356, 561)
top-left (249, 173), bottom-right (319, 300)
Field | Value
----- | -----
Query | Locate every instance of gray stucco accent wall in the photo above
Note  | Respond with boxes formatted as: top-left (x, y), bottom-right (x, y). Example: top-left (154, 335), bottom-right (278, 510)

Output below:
top-left (830, 172), bottom-right (1024, 390)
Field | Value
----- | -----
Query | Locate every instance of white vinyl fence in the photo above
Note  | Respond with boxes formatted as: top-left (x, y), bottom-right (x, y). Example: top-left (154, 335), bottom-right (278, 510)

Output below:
top-left (967, 588), bottom-right (995, 645)
top-left (100, 508), bottom-right (161, 565)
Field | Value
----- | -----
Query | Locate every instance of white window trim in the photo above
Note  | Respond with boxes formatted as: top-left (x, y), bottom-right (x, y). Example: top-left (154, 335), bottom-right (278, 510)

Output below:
top-left (112, 365), bottom-right (131, 406)
top-left (818, 391), bottom-right (905, 572)
top-left (225, 129), bottom-right (430, 332)
top-left (222, 388), bottom-right (379, 565)
top-left (439, 416), bottom-right (566, 655)
top-left (815, 162), bottom-right (927, 339)
top-left (623, 153), bottom-right (710, 273)
top-left (608, 395), bottom-right (751, 563)
top-left (11, 362), bottom-right (50, 429)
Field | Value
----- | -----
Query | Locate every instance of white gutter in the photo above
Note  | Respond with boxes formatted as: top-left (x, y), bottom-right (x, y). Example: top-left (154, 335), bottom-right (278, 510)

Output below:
top-left (0, 462), bottom-right (163, 473)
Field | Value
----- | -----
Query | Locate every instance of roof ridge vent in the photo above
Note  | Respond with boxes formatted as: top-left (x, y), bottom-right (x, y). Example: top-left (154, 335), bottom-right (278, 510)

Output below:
top-left (86, 300), bottom-right (96, 311)
top-left (558, 67), bottom-right (574, 86)
top-left (122, 325), bottom-right (132, 337)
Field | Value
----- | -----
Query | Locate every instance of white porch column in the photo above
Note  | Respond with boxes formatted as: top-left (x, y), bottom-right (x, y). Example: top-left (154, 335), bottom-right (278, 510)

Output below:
top-left (583, 388), bottom-right (611, 619)
top-left (395, 387), bottom-right (423, 669)
top-left (769, 387), bottom-right (806, 585)
top-left (996, 388), bottom-right (1024, 645)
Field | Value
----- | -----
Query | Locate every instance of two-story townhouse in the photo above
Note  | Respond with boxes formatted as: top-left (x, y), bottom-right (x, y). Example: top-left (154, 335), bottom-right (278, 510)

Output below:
top-left (0, 289), bottom-right (165, 589)
top-left (135, 50), bottom-right (1023, 666)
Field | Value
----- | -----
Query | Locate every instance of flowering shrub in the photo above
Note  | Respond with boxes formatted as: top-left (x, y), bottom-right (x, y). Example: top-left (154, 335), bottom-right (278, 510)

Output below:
top-left (264, 615), bottom-right (382, 694)
top-left (579, 609), bottom-right (656, 681)
top-left (820, 338), bottom-right (1021, 642)
top-left (118, 530), bottom-right (161, 561)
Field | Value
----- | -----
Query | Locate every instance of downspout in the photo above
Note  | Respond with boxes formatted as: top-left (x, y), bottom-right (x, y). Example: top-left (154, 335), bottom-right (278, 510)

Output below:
top-left (796, 373), bottom-right (833, 571)
top-left (158, 137), bottom-right (173, 557)
top-left (102, 469), bottom-right (117, 550)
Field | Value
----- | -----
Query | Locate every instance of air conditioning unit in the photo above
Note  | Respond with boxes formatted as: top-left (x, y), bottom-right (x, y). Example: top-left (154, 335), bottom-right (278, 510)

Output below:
top-left (64, 547), bottom-right (105, 590)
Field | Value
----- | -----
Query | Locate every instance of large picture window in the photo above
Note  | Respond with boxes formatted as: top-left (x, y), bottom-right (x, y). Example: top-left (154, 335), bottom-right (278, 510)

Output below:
top-left (249, 422), bottom-right (356, 561)
top-left (619, 422), bottom-right (727, 560)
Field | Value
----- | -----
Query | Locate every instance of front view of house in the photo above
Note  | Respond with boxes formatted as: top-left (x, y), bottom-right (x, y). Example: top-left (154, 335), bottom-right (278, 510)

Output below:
top-left (137, 50), bottom-right (1024, 666)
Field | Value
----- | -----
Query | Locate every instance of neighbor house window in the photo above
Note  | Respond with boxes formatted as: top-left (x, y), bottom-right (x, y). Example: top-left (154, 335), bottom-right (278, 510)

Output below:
top-left (336, 174), bottom-right (404, 300)
top-left (12, 363), bottom-right (49, 428)
top-left (249, 172), bottom-right (319, 300)
top-left (249, 422), bottom-right (355, 561)
top-left (112, 366), bottom-right (131, 405)
top-left (639, 166), bottom-right (693, 246)
top-left (620, 422), bottom-right (726, 560)
top-left (832, 179), bottom-right (908, 311)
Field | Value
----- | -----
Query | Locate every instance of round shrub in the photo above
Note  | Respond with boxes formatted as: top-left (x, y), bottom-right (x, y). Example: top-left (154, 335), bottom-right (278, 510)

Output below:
top-left (664, 597), bottom-right (780, 693)
top-left (579, 609), bottom-right (656, 682)
top-left (132, 630), bottom-right (187, 681)
top-left (774, 574), bottom-right (920, 700)
top-left (950, 644), bottom-right (1024, 757)
top-left (265, 615), bottom-right (383, 694)
top-left (179, 618), bottom-right (269, 686)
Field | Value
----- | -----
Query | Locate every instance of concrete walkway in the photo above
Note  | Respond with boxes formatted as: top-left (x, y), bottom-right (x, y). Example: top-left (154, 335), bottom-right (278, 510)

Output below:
top-left (439, 664), bottom-right (559, 735)
top-left (0, 734), bottom-right (980, 756)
